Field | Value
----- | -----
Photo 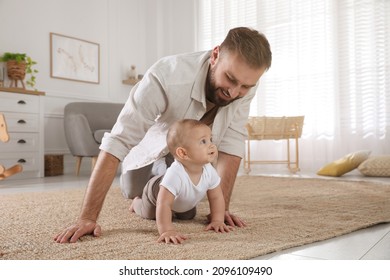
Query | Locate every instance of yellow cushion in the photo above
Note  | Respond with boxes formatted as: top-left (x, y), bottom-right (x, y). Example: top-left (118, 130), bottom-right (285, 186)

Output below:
top-left (358, 155), bottom-right (390, 177)
top-left (317, 150), bottom-right (371, 177)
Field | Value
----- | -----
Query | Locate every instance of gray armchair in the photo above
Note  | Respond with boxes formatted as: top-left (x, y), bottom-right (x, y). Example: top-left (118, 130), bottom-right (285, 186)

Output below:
top-left (64, 102), bottom-right (124, 175)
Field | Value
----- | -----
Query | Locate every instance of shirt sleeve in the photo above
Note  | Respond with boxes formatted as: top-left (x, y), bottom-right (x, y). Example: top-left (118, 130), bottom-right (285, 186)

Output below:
top-left (99, 65), bottom-right (168, 161)
top-left (160, 167), bottom-right (182, 197)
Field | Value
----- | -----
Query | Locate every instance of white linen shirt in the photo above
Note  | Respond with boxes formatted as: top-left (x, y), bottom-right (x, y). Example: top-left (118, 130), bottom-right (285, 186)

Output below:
top-left (100, 50), bottom-right (257, 173)
top-left (160, 160), bottom-right (221, 213)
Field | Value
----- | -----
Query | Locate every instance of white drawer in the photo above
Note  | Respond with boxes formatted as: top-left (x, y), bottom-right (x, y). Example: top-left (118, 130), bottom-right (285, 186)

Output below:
top-left (0, 152), bottom-right (40, 172)
top-left (1, 112), bottom-right (39, 132)
top-left (0, 91), bottom-right (40, 113)
top-left (1, 90), bottom-right (44, 179)
top-left (0, 132), bottom-right (39, 152)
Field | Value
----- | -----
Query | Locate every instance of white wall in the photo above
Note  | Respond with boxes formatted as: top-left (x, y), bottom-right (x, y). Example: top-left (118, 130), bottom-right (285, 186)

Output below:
top-left (0, 0), bottom-right (196, 172)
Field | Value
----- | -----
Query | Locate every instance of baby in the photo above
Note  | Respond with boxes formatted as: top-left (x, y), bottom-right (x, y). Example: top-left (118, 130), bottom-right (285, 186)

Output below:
top-left (130, 119), bottom-right (232, 244)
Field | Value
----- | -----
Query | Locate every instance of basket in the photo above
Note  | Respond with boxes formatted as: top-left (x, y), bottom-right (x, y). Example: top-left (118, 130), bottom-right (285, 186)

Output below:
top-left (44, 154), bottom-right (64, 176)
top-left (7, 60), bottom-right (26, 80)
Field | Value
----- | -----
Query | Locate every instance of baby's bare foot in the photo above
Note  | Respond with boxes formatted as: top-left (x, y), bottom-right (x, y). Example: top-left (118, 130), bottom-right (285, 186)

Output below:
top-left (129, 197), bottom-right (140, 213)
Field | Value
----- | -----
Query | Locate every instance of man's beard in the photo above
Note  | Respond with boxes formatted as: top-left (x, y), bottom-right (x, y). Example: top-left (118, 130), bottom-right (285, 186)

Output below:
top-left (205, 67), bottom-right (241, 107)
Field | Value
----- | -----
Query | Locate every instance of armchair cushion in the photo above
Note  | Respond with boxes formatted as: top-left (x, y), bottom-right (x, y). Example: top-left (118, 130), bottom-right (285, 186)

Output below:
top-left (93, 129), bottom-right (110, 144)
top-left (64, 102), bottom-right (124, 157)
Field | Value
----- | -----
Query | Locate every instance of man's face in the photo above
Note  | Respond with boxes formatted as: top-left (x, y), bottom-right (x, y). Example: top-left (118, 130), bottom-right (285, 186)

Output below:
top-left (206, 46), bottom-right (266, 107)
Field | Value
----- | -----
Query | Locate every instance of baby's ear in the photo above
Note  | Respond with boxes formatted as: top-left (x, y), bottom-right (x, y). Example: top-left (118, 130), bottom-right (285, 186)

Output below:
top-left (176, 147), bottom-right (187, 159)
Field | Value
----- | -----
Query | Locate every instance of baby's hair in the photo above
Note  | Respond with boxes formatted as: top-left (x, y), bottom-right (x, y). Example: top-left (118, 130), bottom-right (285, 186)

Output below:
top-left (167, 119), bottom-right (208, 157)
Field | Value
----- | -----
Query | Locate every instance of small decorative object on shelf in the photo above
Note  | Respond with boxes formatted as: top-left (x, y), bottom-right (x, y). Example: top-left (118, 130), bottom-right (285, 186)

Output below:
top-left (0, 52), bottom-right (38, 90)
top-left (128, 65), bottom-right (137, 79)
top-left (122, 65), bottom-right (142, 85)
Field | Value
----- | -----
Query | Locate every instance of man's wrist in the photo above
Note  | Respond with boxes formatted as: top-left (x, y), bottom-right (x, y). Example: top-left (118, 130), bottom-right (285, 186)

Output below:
top-left (78, 217), bottom-right (97, 223)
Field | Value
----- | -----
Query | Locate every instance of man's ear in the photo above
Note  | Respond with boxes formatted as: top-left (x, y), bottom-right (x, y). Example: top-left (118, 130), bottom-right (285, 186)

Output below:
top-left (176, 147), bottom-right (187, 160)
top-left (210, 45), bottom-right (220, 66)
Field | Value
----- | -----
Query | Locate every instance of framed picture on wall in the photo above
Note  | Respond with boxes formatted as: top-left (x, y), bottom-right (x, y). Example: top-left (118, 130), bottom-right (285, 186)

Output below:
top-left (50, 33), bottom-right (100, 84)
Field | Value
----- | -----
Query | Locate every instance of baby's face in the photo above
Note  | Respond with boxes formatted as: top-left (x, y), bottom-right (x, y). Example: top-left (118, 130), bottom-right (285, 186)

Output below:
top-left (183, 125), bottom-right (217, 164)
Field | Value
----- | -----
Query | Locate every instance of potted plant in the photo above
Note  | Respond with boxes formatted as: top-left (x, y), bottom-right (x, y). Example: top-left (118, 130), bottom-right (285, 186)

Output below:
top-left (0, 52), bottom-right (38, 90)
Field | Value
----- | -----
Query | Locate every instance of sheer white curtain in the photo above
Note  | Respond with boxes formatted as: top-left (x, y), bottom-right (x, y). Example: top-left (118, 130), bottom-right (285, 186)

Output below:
top-left (197, 0), bottom-right (390, 171)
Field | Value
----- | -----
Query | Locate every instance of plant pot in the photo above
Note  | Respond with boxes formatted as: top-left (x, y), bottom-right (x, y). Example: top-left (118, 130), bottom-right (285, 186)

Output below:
top-left (7, 60), bottom-right (26, 88)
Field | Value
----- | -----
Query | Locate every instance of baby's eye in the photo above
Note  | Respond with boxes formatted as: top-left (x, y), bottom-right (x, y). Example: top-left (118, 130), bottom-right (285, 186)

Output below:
top-left (201, 139), bottom-right (207, 144)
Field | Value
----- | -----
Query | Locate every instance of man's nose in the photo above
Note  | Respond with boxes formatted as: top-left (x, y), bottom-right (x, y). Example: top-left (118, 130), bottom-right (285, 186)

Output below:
top-left (229, 86), bottom-right (240, 98)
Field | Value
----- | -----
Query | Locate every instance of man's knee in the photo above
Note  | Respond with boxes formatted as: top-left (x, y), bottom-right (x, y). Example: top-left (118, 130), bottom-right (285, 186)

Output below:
top-left (120, 158), bottom-right (167, 199)
top-left (120, 185), bottom-right (140, 199)
top-left (120, 172), bottom-right (145, 199)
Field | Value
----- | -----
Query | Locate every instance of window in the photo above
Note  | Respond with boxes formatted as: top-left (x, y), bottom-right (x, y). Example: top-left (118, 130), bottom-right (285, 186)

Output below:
top-left (197, 0), bottom-right (390, 171)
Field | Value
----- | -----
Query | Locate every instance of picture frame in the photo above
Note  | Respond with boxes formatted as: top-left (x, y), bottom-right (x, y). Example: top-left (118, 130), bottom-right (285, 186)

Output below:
top-left (50, 33), bottom-right (100, 84)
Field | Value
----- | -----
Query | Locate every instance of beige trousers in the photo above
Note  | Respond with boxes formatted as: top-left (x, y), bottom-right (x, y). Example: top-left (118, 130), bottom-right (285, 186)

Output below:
top-left (131, 173), bottom-right (196, 221)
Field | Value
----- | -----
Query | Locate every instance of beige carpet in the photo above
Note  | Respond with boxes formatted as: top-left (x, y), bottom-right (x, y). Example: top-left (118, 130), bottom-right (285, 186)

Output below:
top-left (1, 176), bottom-right (389, 260)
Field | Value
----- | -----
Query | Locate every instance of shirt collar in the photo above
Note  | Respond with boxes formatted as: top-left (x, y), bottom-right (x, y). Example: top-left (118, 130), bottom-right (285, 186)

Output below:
top-left (191, 50), bottom-right (212, 108)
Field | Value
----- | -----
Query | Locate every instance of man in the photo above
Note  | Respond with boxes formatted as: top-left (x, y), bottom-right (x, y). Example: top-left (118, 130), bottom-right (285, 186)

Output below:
top-left (54, 27), bottom-right (272, 243)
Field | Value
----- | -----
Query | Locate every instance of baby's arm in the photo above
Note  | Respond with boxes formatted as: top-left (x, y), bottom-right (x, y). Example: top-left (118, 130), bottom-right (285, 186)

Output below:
top-left (205, 186), bottom-right (233, 233)
top-left (156, 186), bottom-right (188, 244)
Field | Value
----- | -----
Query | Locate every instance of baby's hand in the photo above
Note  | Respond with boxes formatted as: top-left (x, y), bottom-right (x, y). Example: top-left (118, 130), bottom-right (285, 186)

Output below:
top-left (157, 230), bottom-right (188, 245)
top-left (205, 221), bottom-right (234, 233)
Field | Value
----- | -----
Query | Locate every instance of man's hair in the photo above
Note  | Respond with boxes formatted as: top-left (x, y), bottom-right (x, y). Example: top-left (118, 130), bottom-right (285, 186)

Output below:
top-left (220, 27), bottom-right (272, 70)
top-left (166, 119), bottom-right (207, 156)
